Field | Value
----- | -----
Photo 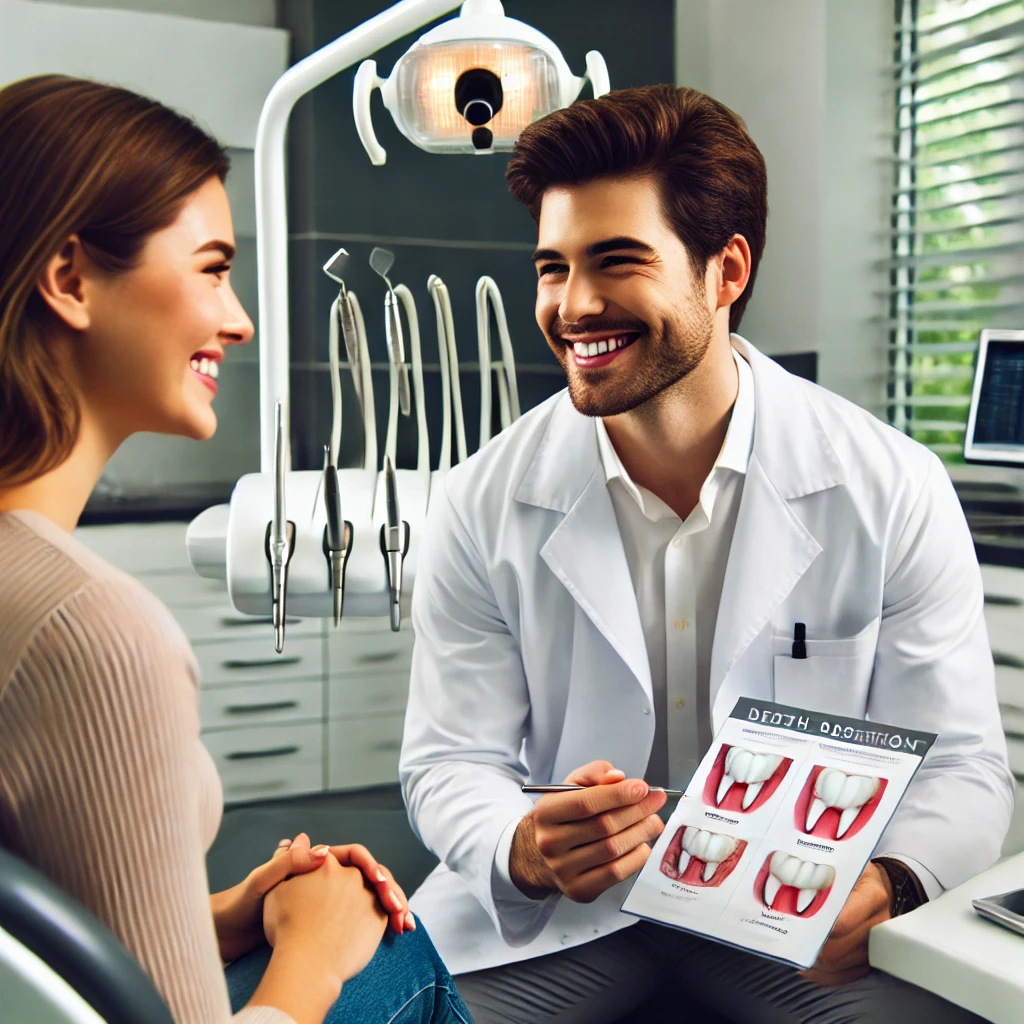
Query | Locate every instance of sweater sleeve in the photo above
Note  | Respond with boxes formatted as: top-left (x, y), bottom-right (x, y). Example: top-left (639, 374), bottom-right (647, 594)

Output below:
top-left (0, 579), bottom-right (294, 1024)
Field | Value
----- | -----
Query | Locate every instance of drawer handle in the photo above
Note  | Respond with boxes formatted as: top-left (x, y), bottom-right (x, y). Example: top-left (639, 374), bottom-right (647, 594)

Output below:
top-left (985, 594), bottom-right (1024, 607)
top-left (356, 651), bottom-right (401, 664)
top-left (221, 656), bottom-right (302, 669)
top-left (371, 740), bottom-right (402, 753)
top-left (220, 616), bottom-right (301, 628)
top-left (225, 700), bottom-right (299, 715)
top-left (993, 651), bottom-right (1024, 669)
top-left (225, 745), bottom-right (300, 760)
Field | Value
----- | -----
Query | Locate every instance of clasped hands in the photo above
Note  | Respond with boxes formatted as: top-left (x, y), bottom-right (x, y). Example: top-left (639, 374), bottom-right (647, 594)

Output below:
top-left (509, 759), bottom-right (894, 985)
top-left (211, 833), bottom-right (414, 965)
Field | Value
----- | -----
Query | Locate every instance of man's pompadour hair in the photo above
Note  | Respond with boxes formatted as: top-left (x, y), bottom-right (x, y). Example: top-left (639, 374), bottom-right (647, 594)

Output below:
top-left (506, 84), bottom-right (768, 332)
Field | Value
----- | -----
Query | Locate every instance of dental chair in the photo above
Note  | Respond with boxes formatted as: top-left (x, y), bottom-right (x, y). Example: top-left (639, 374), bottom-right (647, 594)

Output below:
top-left (0, 847), bottom-right (173, 1023)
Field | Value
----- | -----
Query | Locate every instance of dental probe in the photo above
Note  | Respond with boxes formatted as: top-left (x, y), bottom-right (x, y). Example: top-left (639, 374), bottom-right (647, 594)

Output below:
top-left (323, 449), bottom-right (352, 627)
top-left (379, 454), bottom-right (410, 632)
top-left (322, 247), bottom-right (362, 405)
top-left (369, 247), bottom-right (412, 417)
top-left (522, 785), bottom-right (684, 797)
top-left (266, 401), bottom-right (295, 653)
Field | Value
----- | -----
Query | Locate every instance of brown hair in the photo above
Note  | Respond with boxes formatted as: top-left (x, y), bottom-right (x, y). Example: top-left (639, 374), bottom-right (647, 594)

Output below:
top-left (0, 75), bottom-right (229, 487)
top-left (506, 84), bottom-right (768, 332)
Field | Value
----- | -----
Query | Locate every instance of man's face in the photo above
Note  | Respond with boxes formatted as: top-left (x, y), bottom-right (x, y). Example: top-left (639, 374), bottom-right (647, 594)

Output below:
top-left (533, 174), bottom-right (715, 418)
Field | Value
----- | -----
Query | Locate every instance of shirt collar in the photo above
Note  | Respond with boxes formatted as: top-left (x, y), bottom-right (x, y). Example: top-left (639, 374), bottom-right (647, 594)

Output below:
top-left (596, 347), bottom-right (755, 513)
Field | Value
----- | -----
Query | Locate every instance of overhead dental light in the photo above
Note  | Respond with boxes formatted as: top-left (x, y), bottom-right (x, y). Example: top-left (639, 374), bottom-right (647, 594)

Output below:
top-left (354, 0), bottom-right (610, 162)
top-left (186, 0), bottom-right (611, 646)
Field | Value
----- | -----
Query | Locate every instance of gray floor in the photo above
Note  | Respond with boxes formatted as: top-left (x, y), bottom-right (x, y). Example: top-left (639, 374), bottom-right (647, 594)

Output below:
top-left (208, 786), bottom-right (729, 1024)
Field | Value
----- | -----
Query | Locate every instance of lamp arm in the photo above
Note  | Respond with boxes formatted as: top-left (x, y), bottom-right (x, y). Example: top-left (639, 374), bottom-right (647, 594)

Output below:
top-left (254, 0), bottom-right (461, 471)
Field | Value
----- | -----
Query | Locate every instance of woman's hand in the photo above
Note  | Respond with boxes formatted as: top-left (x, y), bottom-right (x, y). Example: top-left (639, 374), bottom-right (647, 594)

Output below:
top-left (263, 851), bottom-right (388, 983)
top-left (326, 843), bottom-right (415, 935)
top-left (211, 832), bottom-right (330, 963)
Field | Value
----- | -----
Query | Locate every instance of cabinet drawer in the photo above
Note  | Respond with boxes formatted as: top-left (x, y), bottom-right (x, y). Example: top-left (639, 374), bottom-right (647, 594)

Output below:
top-left (328, 626), bottom-right (413, 678)
top-left (329, 671), bottom-right (409, 717)
top-left (174, 602), bottom-right (323, 643)
top-left (327, 712), bottom-right (405, 791)
top-left (74, 522), bottom-right (190, 573)
top-left (205, 722), bottom-right (323, 804)
top-left (201, 679), bottom-right (323, 731)
top-left (195, 636), bottom-right (323, 687)
top-left (982, 564), bottom-right (1024, 603)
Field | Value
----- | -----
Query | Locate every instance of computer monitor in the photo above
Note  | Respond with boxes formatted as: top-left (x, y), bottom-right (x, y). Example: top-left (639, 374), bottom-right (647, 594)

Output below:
top-left (964, 329), bottom-right (1024, 465)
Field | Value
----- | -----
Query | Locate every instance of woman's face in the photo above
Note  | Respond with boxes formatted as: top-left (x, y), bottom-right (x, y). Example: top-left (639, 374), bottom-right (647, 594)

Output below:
top-left (78, 176), bottom-right (253, 442)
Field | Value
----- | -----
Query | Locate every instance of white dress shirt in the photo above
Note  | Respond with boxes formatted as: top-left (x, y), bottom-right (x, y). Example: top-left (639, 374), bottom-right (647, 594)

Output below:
top-left (595, 348), bottom-right (755, 789)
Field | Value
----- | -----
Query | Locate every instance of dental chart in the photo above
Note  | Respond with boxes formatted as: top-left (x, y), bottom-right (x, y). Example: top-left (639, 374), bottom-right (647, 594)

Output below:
top-left (620, 698), bottom-right (936, 969)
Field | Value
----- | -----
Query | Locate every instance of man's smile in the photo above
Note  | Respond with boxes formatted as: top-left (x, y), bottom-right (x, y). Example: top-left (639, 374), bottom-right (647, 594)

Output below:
top-left (561, 330), bottom-right (643, 368)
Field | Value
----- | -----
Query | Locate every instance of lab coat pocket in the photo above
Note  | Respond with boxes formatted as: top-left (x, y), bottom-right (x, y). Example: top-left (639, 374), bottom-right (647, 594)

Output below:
top-left (772, 618), bottom-right (879, 718)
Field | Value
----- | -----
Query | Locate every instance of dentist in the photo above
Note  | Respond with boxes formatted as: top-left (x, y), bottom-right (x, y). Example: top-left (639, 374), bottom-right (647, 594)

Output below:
top-left (401, 85), bottom-right (1011, 1023)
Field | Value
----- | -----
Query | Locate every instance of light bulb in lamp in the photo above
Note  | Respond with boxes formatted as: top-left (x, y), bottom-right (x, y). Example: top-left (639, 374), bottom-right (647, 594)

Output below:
top-left (353, 0), bottom-right (610, 164)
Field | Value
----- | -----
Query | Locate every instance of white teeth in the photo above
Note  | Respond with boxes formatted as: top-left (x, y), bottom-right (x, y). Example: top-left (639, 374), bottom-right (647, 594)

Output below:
top-left (208, 360), bottom-right (219, 379)
top-left (717, 747), bottom-right (784, 807)
top-left (741, 781), bottom-right (763, 810)
top-left (764, 853), bottom-right (835, 912)
top-left (837, 807), bottom-right (861, 838)
top-left (716, 774), bottom-right (735, 805)
top-left (680, 827), bottom-right (738, 883)
top-left (806, 770), bottom-right (880, 835)
top-left (806, 797), bottom-right (828, 831)
top-left (596, 340), bottom-right (608, 354)
top-left (191, 357), bottom-right (219, 379)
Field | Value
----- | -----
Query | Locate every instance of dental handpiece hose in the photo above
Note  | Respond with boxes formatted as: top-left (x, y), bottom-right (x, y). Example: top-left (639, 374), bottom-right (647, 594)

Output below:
top-left (522, 785), bottom-right (683, 798)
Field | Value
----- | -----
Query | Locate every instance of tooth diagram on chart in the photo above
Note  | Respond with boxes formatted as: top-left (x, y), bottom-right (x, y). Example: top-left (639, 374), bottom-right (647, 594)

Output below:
top-left (621, 697), bottom-right (936, 970)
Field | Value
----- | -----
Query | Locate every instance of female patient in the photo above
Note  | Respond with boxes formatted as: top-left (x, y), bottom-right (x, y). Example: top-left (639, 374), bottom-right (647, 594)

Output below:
top-left (0, 75), bottom-right (470, 1024)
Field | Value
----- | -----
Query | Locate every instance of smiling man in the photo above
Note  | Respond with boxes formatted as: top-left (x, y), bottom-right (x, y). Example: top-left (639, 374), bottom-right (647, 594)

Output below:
top-left (401, 85), bottom-right (1010, 1023)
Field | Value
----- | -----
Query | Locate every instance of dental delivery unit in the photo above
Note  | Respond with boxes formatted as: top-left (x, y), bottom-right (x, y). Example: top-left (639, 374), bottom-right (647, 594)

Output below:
top-left (181, 0), bottom-right (609, 650)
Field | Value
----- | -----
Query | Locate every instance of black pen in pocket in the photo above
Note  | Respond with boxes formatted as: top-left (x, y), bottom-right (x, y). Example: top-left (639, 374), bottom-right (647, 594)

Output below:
top-left (792, 622), bottom-right (807, 659)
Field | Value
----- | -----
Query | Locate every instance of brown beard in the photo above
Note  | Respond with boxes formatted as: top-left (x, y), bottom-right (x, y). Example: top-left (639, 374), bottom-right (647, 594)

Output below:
top-left (552, 295), bottom-right (715, 418)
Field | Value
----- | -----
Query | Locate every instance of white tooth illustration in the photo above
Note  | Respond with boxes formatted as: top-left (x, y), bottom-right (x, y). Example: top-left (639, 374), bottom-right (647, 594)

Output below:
top-left (680, 827), bottom-right (738, 883)
top-left (805, 769), bottom-right (880, 836)
top-left (763, 853), bottom-right (835, 913)
top-left (717, 747), bottom-right (784, 807)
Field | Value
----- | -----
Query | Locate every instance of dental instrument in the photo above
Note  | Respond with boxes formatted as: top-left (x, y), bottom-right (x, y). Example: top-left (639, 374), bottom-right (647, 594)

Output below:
top-left (186, 0), bottom-right (610, 638)
top-left (476, 275), bottom-right (520, 448)
top-left (369, 247), bottom-right (412, 418)
top-left (379, 455), bottom-right (410, 631)
top-left (323, 247), bottom-right (363, 408)
top-left (429, 275), bottom-right (467, 466)
top-left (373, 278), bottom-right (430, 629)
top-left (522, 785), bottom-right (684, 798)
top-left (322, 448), bottom-right (352, 627)
top-left (266, 401), bottom-right (296, 653)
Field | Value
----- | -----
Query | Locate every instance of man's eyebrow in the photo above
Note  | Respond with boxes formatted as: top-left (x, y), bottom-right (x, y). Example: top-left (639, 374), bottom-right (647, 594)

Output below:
top-left (586, 237), bottom-right (655, 258)
top-left (193, 240), bottom-right (236, 260)
top-left (530, 238), bottom-right (656, 263)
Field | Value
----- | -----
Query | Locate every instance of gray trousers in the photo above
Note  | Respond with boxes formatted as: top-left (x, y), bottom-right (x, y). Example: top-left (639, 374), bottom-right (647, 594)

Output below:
top-left (454, 921), bottom-right (986, 1024)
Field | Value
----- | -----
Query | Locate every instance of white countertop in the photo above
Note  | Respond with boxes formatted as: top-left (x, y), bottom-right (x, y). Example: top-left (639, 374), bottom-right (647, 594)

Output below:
top-left (869, 852), bottom-right (1024, 1024)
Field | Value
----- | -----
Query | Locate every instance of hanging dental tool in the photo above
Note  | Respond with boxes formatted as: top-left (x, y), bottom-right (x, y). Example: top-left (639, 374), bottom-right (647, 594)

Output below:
top-left (374, 279), bottom-right (430, 630)
top-left (369, 247), bottom-right (412, 417)
top-left (379, 455), bottom-right (409, 632)
top-left (320, 255), bottom-right (381, 621)
top-left (476, 275), bottom-right (520, 449)
top-left (266, 401), bottom-right (296, 653)
top-left (323, 248), bottom-right (363, 408)
top-left (429, 275), bottom-right (467, 467)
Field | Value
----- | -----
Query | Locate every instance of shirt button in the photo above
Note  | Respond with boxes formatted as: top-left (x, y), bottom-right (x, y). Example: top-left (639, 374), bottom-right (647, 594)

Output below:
top-left (671, 537), bottom-right (683, 549)
top-left (643, 707), bottom-right (651, 715)
top-left (674, 617), bottom-right (688, 632)
top-left (677, 698), bottom-right (686, 709)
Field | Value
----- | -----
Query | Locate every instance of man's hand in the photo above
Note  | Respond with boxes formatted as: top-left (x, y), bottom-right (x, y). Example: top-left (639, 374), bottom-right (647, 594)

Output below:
top-left (801, 861), bottom-right (893, 986)
top-left (509, 760), bottom-right (667, 904)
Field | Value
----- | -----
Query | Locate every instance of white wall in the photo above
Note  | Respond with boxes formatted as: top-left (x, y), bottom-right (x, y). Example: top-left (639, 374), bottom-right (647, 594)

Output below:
top-left (28, 0), bottom-right (277, 27)
top-left (675, 0), bottom-right (893, 412)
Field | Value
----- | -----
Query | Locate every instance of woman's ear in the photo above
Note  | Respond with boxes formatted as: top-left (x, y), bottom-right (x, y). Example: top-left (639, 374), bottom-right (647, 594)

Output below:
top-left (36, 236), bottom-right (92, 332)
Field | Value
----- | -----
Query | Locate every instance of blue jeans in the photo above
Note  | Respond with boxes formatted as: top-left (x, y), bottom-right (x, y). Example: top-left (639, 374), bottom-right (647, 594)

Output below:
top-left (226, 918), bottom-right (472, 1024)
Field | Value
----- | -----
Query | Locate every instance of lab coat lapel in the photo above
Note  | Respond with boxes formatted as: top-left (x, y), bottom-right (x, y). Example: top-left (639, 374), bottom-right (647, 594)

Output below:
top-left (709, 339), bottom-right (846, 727)
top-left (517, 396), bottom-right (653, 702)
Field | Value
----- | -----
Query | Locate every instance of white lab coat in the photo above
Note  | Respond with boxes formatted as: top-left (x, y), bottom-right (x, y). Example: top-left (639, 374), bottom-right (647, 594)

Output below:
top-left (401, 337), bottom-right (1013, 976)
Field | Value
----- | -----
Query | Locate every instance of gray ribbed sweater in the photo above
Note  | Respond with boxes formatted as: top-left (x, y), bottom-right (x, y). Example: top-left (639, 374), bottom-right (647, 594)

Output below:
top-left (0, 510), bottom-right (293, 1024)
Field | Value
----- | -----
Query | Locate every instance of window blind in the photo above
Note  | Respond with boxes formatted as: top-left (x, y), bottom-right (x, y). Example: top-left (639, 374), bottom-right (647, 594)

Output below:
top-left (888, 0), bottom-right (1024, 459)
